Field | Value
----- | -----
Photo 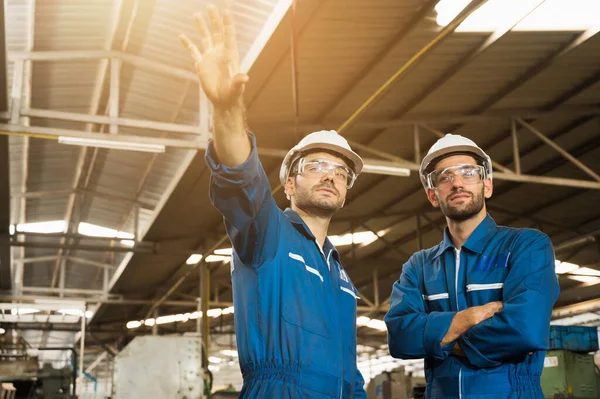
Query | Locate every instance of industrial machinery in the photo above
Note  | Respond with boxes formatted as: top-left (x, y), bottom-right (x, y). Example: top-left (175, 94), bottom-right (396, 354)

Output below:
top-left (366, 367), bottom-right (426, 399)
top-left (541, 326), bottom-right (600, 399)
top-left (112, 335), bottom-right (203, 399)
top-left (0, 335), bottom-right (76, 399)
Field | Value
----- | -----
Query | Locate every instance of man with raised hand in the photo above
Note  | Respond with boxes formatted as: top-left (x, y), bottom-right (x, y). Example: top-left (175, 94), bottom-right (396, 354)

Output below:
top-left (180, 5), bottom-right (366, 398)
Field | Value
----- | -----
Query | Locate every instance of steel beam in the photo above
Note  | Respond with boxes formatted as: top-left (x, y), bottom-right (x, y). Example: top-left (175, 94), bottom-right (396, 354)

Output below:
top-left (312, 0), bottom-right (440, 124)
top-left (517, 118), bottom-right (600, 182)
top-left (338, 0), bottom-right (490, 133)
top-left (20, 108), bottom-right (202, 135)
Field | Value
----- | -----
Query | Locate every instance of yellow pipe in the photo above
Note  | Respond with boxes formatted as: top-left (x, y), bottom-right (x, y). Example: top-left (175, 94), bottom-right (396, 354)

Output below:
top-left (0, 130), bottom-right (58, 141)
top-left (337, 0), bottom-right (490, 134)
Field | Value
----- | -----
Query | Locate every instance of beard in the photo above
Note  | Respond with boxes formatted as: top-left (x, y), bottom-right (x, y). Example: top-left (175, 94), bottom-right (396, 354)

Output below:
top-left (293, 179), bottom-right (345, 218)
top-left (438, 185), bottom-right (485, 222)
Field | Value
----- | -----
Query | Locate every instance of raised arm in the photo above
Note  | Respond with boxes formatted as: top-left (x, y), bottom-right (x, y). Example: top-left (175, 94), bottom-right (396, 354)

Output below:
top-left (180, 5), bottom-right (250, 166)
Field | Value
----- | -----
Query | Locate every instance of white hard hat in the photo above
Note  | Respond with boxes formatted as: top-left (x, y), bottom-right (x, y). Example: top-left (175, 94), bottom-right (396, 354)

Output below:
top-left (279, 130), bottom-right (364, 185)
top-left (419, 134), bottom-right (492, 190)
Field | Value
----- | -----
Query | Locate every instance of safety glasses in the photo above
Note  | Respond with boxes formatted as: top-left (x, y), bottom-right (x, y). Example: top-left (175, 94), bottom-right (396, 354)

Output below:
top-left (427, 164), bottom-right (486, 190)
top-left (295, 158), bottom-right (357, 188)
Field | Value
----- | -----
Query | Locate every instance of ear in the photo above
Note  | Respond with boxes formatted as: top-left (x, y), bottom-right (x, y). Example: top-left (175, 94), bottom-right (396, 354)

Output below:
top-left (426, 188), bottom-right (440, 208)
top-left (484, 177), bottom-right (493, 199)
top-left (284, 176), bottom-right (295, 200)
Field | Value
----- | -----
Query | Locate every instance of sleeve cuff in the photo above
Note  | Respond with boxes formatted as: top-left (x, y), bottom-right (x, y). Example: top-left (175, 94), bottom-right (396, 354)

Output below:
top-left (424, 311), bottom-right (457, 360)
top-left (204, 131), bottom-right (262, 188)
top-left (459, 334), bottom-right (502, 368)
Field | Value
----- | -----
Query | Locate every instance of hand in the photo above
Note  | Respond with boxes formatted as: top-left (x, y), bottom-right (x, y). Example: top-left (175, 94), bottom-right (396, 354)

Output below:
top-left (441, 302), bottom-right (503, 346)
top-left (179, 5), bottom-right (249, 109)
top-left (468, 301), bottom-right (503, 325)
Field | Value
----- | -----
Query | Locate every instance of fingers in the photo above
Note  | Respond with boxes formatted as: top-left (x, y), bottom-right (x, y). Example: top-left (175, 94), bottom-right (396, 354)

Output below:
top-left (223, 8), bottom-right (240, 73)
top-left (208, 4), bottom-right (224, 46)
top-left (179, 34), bottom-right (203, 66)
top-left (194, 12), bottom-right (213, 51)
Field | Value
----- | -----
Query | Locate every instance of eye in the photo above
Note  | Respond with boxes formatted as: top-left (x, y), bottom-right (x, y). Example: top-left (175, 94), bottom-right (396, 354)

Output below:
top-left (461, 167), bottom-right (478, 177)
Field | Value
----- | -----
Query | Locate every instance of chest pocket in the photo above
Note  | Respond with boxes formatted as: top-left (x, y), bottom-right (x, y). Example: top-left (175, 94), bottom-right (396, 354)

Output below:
top-left (466, 252), bottom-right (510, 306)
top-left (281, 251), bottom-right (330, 338)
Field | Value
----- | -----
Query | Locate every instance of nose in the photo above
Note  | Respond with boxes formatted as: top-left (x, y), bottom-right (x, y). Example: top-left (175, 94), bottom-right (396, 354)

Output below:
top-left (451, 172), bottom-right (466, 188)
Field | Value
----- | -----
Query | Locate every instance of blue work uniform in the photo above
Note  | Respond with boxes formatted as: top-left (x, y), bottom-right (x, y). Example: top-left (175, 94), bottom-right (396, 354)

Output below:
top-left (205, 133), bottom-right (366, 399)
top-left (385, 215), bottom-right (559, 398)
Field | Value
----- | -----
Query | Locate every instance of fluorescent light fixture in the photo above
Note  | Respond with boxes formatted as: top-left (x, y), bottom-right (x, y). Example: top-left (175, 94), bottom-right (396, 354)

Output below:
top-left (208, 356), bottom-right (222, 364)
top-left (59, 136), bottom-right (166, 153)
top-left (436, 0), bottom-right (600, 32)
top-left (220, 349), bottom-right (238, 357)
top-left (120, 240), bottom-right (135, 247)
top-left (78, 222), bottom-right (134, 239)
top-left (205, 255), bottom-right (231, 263)
top-left (126, 321), bottom-right (142, 329)
top-left (568, 275), bottom-right (600, 284)
top-left (214, 248), bottom-right (233, 256)
top-left (206, 309), bottom-right (222, 318)
top-left (125, 307), bottom-right (237, 329)
top-left (57, 309), bottom-right (93, 318)
top-left (574, 267), bottom-right (600, 277)
top-left (362, 160), bottom-right (411, 177)
top-left (555, 260), bottom-right (579, 274)
top-left (207, 365), bottom-right (220, 372)
top-left (186, 254), bottom-right (203, 265)
top-left (9, 225), bottom-right (15, 235)
top-left (221, 306), bottom-right (234, 315)
top-left (356, 315), bottom-right (388, 331)
top-left (11, 308), bottom-right (39, 315)
top-left (367, 319), bottom-right (388, 331)
top-left (329, 230), bottom-right (386, 247)
top-left (14, 220), bottom-right (66, 234)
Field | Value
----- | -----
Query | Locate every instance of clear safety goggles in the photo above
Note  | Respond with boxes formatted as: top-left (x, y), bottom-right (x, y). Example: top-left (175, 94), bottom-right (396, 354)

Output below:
top-left (295, 158), bottom-right (357, 188)
top-left (426, 164), bottom-right (486, 189)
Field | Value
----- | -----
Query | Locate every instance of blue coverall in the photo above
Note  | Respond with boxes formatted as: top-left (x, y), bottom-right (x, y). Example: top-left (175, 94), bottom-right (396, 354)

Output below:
top-left (206, 133), bottom-right (366, 398)
top-left (385, 215), bottom-right (559, 398)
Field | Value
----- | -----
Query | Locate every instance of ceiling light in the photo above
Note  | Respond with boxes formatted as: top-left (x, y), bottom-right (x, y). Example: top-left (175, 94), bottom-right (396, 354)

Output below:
top-left (221, 306), bottom-right (234, 315)
top-left (329, 230), bottom-right (386, 247)
top-left (15, 220), bottom-right (66, 234)
top-left (214, 248), bottom-right (233, 256)
top-left (58, 136), bottom-right (166, 153)
top-left (361, 160), bottom-right (411, 177)
top-left (205, 255), bottom-right (231, 263)
top-left (120, 240), bottom-right (135, 247)
top-left (568, 275), bottom-right (600, 284)
top-left (78, 222), bottom-right (134, 239)
top-left (220, 349), bottom-right (238, 357)
top-left (436, 0), bottom-right (600, 32)
top-left (186, 254), bottom-right (203, 265)
top-left (555, 260), bottom-right (579, 274)
top-left (208, 356), bottom-right (222, 364)
top-left (574, 267), bottom-right (600, 277)
top-left (11, 308), bottom-right (39, 315)
top-left (0, 328), bottom-right (5, 335)
top-left (126, 321), bottom-right (142, 329)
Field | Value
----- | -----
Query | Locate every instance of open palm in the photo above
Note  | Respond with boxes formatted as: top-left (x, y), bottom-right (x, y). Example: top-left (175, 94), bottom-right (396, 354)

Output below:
top-left (180, 5), bottom-right (249, 109)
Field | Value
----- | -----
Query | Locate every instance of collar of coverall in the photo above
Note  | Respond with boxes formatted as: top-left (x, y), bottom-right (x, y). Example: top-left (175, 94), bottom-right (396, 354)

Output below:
top-left (433, 213), bottom-right (498, 258)
top-left (284, 208), bottom-right (342, 263)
